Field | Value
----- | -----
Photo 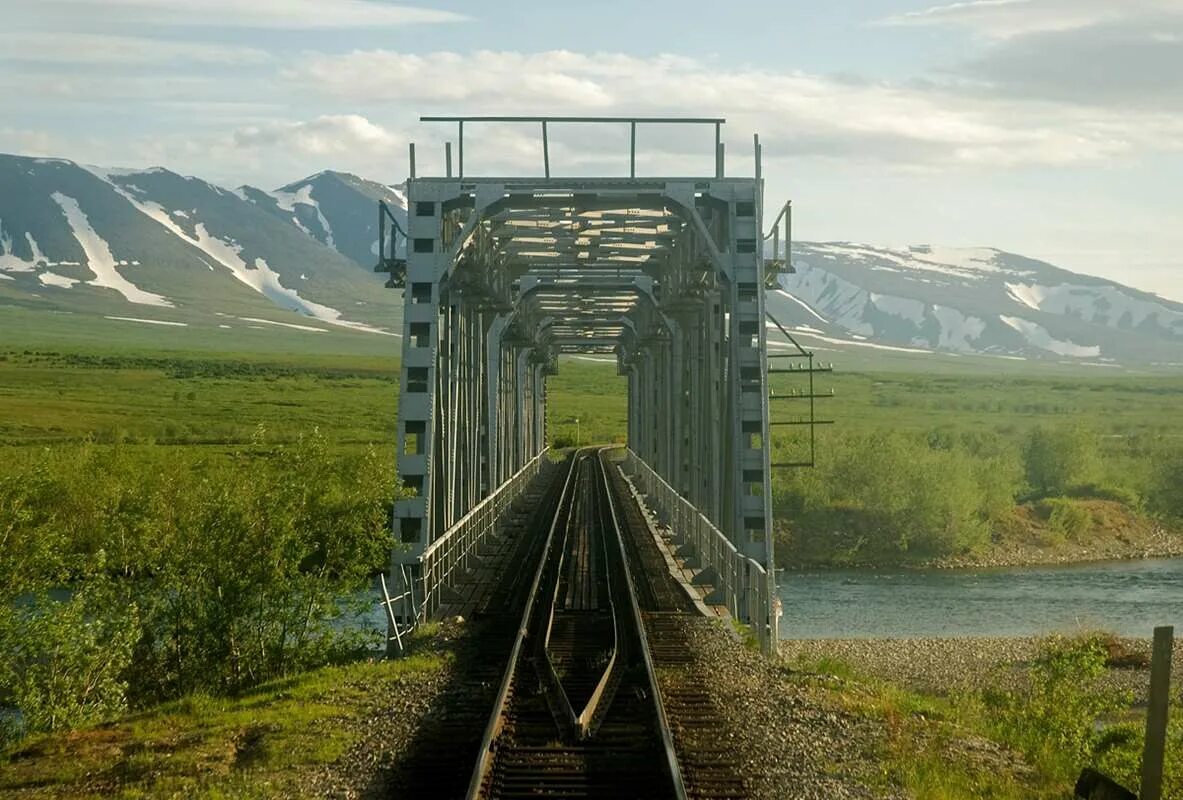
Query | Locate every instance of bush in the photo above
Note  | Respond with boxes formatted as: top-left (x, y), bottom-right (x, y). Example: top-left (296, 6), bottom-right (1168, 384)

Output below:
top-left (983, 636), bottom-right (1129, 776)
top-left (774, 430), bottom-right (1000, 561)
top-left (1023, 426), bottom-right (1100, 497)
top-left (0, 581), bottom-right (139, 741)
top-left (0, 430), bottom-right (396, 737)
top-left (1040, 498), bottom-right (1093, 542)
top-left (1149, 455), bottom-right (1183, 519)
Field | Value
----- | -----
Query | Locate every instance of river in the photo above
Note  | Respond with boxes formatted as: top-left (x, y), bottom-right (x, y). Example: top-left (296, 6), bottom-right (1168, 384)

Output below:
top-left (778, 557), bottom-right (1183, 639)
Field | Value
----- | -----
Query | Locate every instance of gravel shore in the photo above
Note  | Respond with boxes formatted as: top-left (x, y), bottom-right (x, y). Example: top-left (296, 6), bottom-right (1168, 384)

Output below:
top-left (781, 635), bottom-right (1183, 702)
top-left (678, 616), bottom-right (903, 800)
top-left (925, 524), bottom-right (1183, 570)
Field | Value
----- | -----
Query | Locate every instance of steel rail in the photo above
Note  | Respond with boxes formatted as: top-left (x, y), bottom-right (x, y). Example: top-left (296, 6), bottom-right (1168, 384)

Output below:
top-left (463, 447), bottom-right (688, 799)
top-left (463, 451), bottom-right (581, 800)
top-left (595, 448), bottom-right (688, 800)
top-left (567, 456), bottom-right (622, 738)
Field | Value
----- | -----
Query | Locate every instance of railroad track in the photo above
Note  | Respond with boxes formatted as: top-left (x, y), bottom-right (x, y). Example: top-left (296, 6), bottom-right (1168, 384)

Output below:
top-left (465, 448), bottom-right (686, 800)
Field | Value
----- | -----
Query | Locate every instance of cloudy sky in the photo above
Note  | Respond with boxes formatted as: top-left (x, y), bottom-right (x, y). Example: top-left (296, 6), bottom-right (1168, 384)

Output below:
top-left (3, 0), bottom-right (1181, 299)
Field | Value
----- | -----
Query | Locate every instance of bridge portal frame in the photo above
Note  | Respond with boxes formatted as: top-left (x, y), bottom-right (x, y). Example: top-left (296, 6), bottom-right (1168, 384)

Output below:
top-left (385, 117), bottom-right (782, 651)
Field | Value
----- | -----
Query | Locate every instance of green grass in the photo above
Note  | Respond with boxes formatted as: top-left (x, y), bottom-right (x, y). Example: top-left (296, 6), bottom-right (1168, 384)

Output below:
top-left (790, 637), bottom-right (1183, 800)
top-left (0, 648), bottom-right (447, 799)
top-left (1, 341), bottom-right (1180, 796)
top-left (791, 653), bottom-right (1067, 799)
top-left (0, 348), bottom-right (397, 447)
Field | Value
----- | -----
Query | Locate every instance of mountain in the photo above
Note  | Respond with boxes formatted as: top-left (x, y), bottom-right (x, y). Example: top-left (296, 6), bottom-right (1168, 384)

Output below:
top-left (2, 151), bottom-right (1179, 369)
top-left (238, 170), bottom-right (406, 272)
top-left (767, 243), bottom-right (1183, 368)
top-left (0, 154), bottom-right (402, 341)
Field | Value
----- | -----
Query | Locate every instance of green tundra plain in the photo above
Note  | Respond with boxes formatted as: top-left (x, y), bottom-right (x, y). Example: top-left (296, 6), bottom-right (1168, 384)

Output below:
top-left (1, 333), bottom-right (1181, 797)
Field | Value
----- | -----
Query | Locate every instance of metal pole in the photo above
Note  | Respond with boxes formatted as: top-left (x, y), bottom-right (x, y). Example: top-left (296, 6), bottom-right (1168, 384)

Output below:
top-left (408, 142), bottom-right (416, 180)
top-left (445, 141), bottom-right (453, 178)
top-left (714, 122), bottom-right (722, 178)
top-left (1141, 625), bottom-right (1174, 800)
top-left (630, 121), bottom-right (636, 178)
top-left (542, 121), bottom-right (550, 178)
top-left (458, 120), bottom-right (464, 178)
top-left (786, 201), bottom-right (793, 271)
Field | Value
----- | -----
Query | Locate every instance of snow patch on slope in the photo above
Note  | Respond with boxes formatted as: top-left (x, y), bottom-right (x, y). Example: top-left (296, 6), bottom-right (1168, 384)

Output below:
top-left (38, 272), bottom-right (79, 288)
top-left (806, 243), bottom-right (1029, 283)
top-left (780, 261), bottom-right (873, 335)
top-left (86, 167), bottom-right (392, 334)
top-left (1006, 282), bottom-right (1183, 332)
top-left (0, 221), bottom-right (40, 273)
top-left (783, 329), bottom-right (934, 355)
top-left (239, 316), bottom-right (327, 333)
top-left (50, 193), bottom-right (172, 307)
top-left (271, 185), bottom-right (336, 250)
top-left (870, 292), bottom-right (926, 324)
top-left (105, 316), bottom-right (187, 327)
top-left (931, 305), bottom-right (987, 352)
top-left (1000, 315), bottom-right (1101, 358)
top-left (775, 289), bottom-right (829, 323)
top-left (1006, 282), bottom-right (1047, 310)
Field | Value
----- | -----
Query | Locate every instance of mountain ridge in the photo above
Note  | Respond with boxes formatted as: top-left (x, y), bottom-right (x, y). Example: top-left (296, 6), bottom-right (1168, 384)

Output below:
top-left (1, 151), bottom-right (1179, 369)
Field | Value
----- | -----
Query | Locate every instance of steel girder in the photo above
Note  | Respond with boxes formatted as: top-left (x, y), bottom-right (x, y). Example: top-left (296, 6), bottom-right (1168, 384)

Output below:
top-left (391, 164), bottom-right (778, 643)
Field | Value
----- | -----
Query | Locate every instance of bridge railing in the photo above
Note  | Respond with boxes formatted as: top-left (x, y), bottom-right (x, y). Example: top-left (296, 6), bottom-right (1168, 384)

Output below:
top-left (414, 449), bottom-right (551, 621)
top-left (622, 449), bottom-right (774, 652)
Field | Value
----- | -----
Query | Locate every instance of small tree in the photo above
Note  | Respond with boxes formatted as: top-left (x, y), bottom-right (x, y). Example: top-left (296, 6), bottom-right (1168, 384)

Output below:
top-left (1023, 426), bottom-right (1099, 497)
top-left (1150, 455), bottom-right (1183, 519)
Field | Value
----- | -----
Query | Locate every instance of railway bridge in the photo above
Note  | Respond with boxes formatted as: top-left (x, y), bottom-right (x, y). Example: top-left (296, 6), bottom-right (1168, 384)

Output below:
top-left (376, 116), bottom-right (825, 664)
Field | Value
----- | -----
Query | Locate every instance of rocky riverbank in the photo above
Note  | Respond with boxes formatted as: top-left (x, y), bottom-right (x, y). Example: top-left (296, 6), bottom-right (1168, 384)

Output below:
top-left (783, 507), bottom-right (1183, 571)
top-left (781, 635), bottom-right (1183, 702)
top-left (924, 520), bottom-right (1183, 570)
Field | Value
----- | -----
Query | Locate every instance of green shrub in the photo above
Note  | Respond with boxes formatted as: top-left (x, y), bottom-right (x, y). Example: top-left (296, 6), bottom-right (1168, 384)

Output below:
top-left (1040, 498), bottom-right (1093, 542)
top-left (0, 581), bottom-right (139, 742)
top-left (0, 430), bottom-right (396, 729)
top-left (1149, 455), bottom-right (1183, 519)
top-left (1023, 426), bottom-right (1100, 498)
top-left (982, 636), bottom-right (1130, 777)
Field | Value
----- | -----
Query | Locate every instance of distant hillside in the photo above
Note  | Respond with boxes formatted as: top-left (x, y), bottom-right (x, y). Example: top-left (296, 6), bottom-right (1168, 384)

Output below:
top-left (767, 243), bottom-right (1183, 367)
top-left (2, 152), bottom-right (1180, 369)
top-left (0, 154), bottom-right (401, 340)
top-left (239, 170), bottom-right (407, 272)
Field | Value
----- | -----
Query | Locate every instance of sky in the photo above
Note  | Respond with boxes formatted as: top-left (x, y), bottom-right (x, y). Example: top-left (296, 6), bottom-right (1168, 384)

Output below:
top-left (2, 0), bottom-right (1181, 300)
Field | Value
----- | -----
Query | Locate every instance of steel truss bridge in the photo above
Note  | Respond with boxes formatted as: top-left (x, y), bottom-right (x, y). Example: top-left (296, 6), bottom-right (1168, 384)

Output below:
top-left (378, 116), bottom-right (824, 654)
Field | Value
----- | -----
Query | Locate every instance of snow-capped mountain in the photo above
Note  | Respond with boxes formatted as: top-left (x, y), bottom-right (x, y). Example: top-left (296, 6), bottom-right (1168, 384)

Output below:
top-left (0, 154), bottom-right (401, 336)
top-left (767, 243), bottom-right (1183, 366)
top-left (2, 151), bottom-right (1179, 367)
top-left (239, 170), bottom-right (406, 272)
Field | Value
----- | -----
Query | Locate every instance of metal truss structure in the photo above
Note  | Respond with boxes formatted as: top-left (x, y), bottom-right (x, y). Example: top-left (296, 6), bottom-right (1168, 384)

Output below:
top-left (379, 116), bottom-right (790, 650)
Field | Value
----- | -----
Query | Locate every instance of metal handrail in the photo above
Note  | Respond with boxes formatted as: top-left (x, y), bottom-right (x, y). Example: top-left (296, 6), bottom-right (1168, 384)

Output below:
top-left (622, 449), bottom-right (772, 651)
top-left (418, 115), bottom-right (728, 181)
top-left (415, 449), bottom-right (550, 619)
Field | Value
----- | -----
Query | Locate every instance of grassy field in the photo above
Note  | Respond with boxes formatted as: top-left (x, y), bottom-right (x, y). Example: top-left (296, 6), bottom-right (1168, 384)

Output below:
top-left (0, 644), bottom-right (447, 799)
top-left (0, 342), bottom-right (1180, 797)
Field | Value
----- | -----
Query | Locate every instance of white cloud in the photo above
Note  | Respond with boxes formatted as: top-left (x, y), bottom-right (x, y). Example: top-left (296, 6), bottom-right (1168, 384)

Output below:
top-left (0, 33), bottom-right (272, 65)
top-left (283, 49), bottom-right (1183, 171)
top-left (882, 0), bottom-right (1183, 111)
top-left (878, 0), bottom-right (1182, 38)
top-left (0, 127), bottom-right (63, 156)
top-left (18, 0), bottom-right (466, 29)
top-left (231, 115), bottom-right (403, 156)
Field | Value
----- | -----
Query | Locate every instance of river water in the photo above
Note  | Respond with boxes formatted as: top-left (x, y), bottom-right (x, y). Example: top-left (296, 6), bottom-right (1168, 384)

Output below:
top-left (778, 557), bottom-right (1183, 639)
